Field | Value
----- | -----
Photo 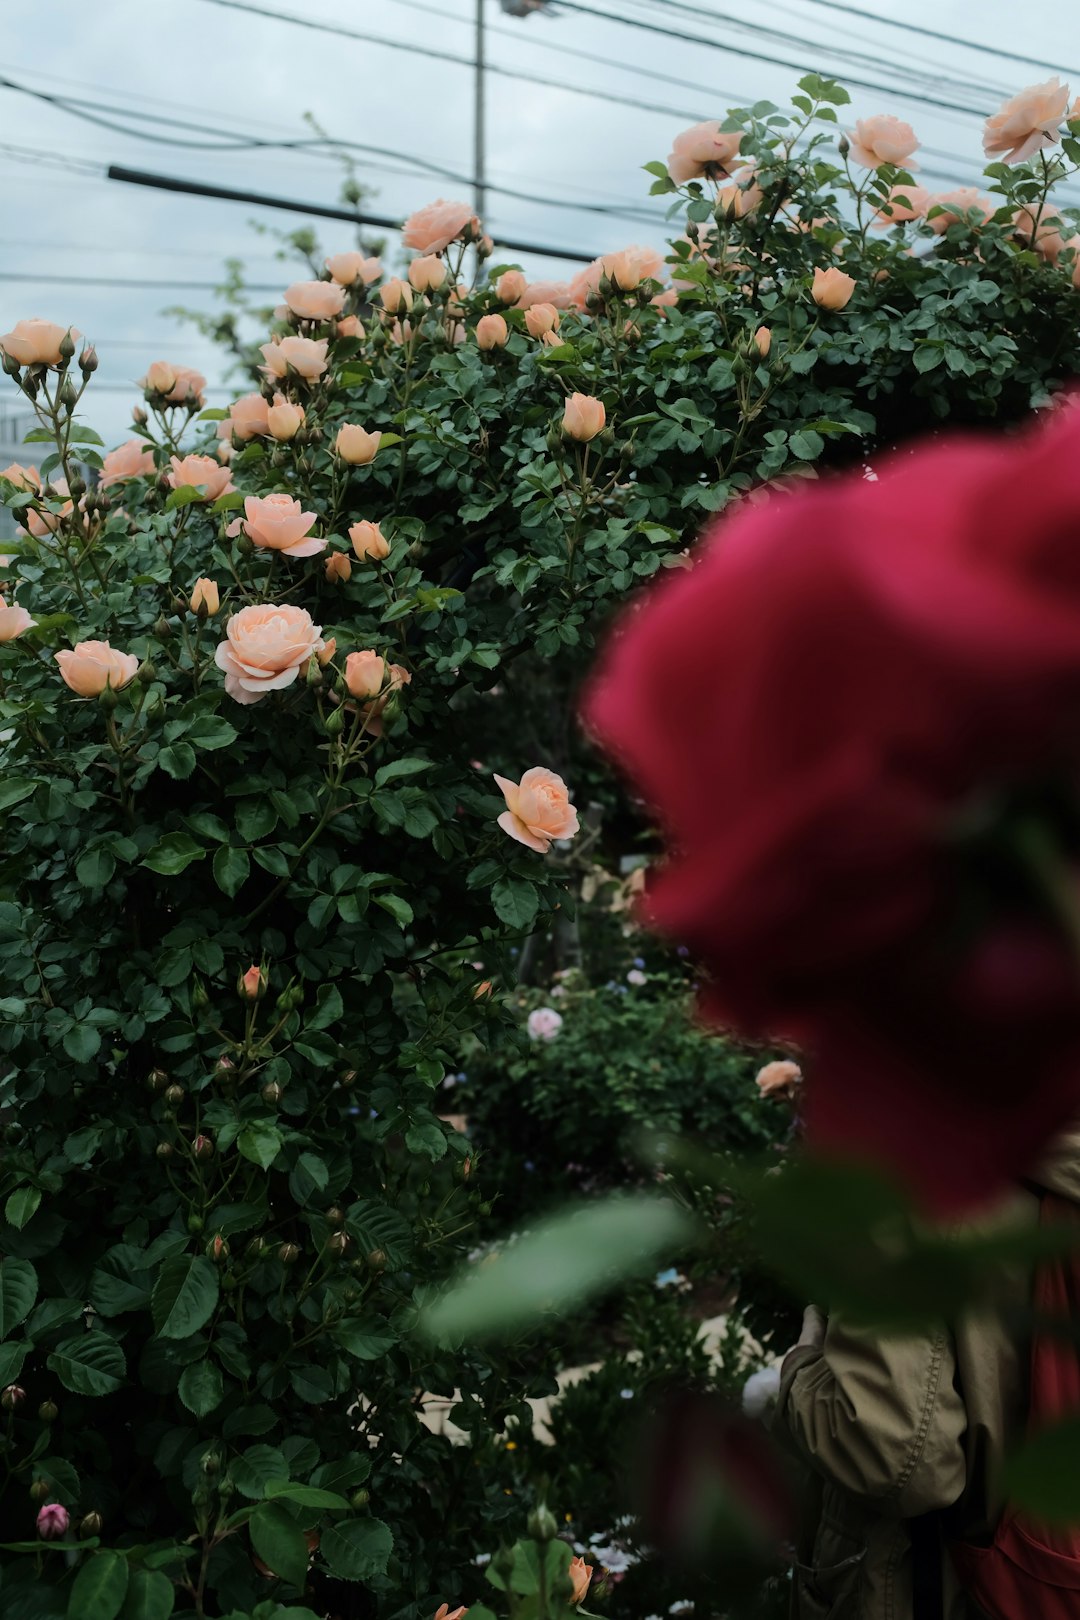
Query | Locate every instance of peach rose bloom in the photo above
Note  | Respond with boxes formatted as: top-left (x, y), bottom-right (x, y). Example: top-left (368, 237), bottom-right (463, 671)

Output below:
top-left (168, 454), bottom-right (234, 502)
top-left (361, 661), bottom-right (411, 734)
top-left (222, 393), bottom-right (270, 442)
top-left (570, 247), bottom-right (664, 309)
top-left (260, 336), bottom-right (329, 381)
top-left (345, 649), bottom-right (386, 699)
top-left (667, 120), bottom-right (742, 183)
top-left (99, 439), bottom-right (155, 487)
top-left (983, 76), bottom-right (1070, 164)
top-left (325, 251), bottom-right (382, 286)
top-left (335, 425), bottom-right (381, 465)
top-left (214, 603), bottom-right (325, 706)
top-left (142, 363), bottom-right (206, 405)
top-left (562, 393), bottom-right (606, 442)
top-left (524, 303), bottom-right (560, 338)
top-left (925, 188), bottom-right (994, 234)
top-left (494, 767), bottom-right (579, 853)
top-left (337, 314), bottom-right (365, 339)
top-left (434, 1606), bottom-right (467, 1620)
top-left (811, 267), bottom-right (856, 310)
top-left (516, 279), bottom-right (574, 310)
top-left (495, 269), bottom-right (527, 303)
top-left (402, 198), bottom-right (478, 254)
top-left (568, 1557), bottom-right (592, 1606)
top-left (845, 114), bottom-right (920, 170)
top-left (476, 313), bottom-right (508, 350)
top-left (23, 478), bottom-right (73, 538)
top-left (408, 255), bottom-right (448, 293)
top-left (753, 325), bottom-right (771, 357)
top-left (284, 280), bottom-right (346, 321)
top-left (141, 360), bottom-right (177, 395)
top-left (0, 462), bottom-right (41, 493)
top-left (1, 319), bottom-right (76, 367)
top-left (716, 176), bottom-right (764, 219)
top-left (756, 1059), bottom-right (802, 1098)
top-left (1013, 204), bottom-right (1069, 261)
top-left (56, 640), bottom-right (139, 696)
top-left (267, 394), bottom-right (305, 440)
top-left (189, 577), bottom-right (220, 616)
top-left (232, 493), bottom-right (323, 559)
top-left (651, 287), bottom-right (680, 310)
top-left (349, 520), bottom-right (391, 561)
top-left (379, 279), bottom-right (414, 315)
top-left (325, 551), bottom-right (352, 583)
top-left (0, 595), bottom-right (35, 642)
top-left (871, 184), bottom-right (931, 227)
top-left (317, 636), bottom-right (337, 667)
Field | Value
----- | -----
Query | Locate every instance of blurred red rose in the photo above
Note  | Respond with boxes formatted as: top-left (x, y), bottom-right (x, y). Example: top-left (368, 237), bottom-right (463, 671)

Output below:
top-left (583, 406), bottom-right (1080, 1209)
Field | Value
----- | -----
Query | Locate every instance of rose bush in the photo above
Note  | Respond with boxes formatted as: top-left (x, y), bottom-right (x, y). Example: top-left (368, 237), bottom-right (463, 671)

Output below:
top-left (3, 67), bottom-right (1080, 1618)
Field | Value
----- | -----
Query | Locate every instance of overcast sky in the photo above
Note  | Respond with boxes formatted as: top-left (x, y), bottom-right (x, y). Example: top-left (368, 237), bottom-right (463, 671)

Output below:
top-left (3, 0), bottom-right (1079, 448)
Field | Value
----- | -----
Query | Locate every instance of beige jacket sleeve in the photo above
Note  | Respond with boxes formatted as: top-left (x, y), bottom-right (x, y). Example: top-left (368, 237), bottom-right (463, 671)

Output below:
top-left (775, 1317), bottom-right (968, 1516)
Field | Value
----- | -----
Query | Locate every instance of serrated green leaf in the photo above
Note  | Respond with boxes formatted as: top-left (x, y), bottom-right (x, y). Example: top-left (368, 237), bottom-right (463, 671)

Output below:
top-left (47, 1332), bottom-right (125, 1397)
top-left (320, 1517), bottom-right (394, 1581)
top-left (67, 1550), bottom-right (129, 1620)
top-left (5, 1187), bottom-right (41, 1231)
top-left (0, 1256), bottom-right (37, 1337)
top-left (251, 1502), bottom-right (309, 1588)
top-left (213, 844), bottom-right (249, 897)
top-left (237, 1122), bottom-right (283, 1171)
top-left (151, 1255), bottom-right (219, 1338)
top-left (119, 1567), bottom-right (175, 1620)
top-left (178, 1357), bottom-right (224, 1417)
top-left (158, 743), bottom-right (197, 781)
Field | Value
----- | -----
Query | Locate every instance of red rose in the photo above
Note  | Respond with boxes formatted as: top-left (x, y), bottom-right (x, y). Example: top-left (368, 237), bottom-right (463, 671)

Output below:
top-left (583, 406), bottom-right (1080, 1209)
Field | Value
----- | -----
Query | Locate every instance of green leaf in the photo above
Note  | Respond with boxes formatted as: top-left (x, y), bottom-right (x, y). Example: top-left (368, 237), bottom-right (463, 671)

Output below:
top-left (0, 1256), bottom-right (37, 1337)
top-left (36, 1455), bottom-right (80, 1506)
top-left (67, 1550), bottom-right (129, 1620)
top-left (250, 1502), bottom-right (310, 1589)
top-left (0, 779), bottom-right (38, 812)
top-left (319, 1517), bottom-right (394, 1581)
top-left (373, 892), bottom-right (413, 929)
top-left (63, 1023), bottom-right (102, 1063)
top-left (237, 1122), bottom-right (283, 1171)
top-left (65, 424), bottom-right (106, 447)
top-left (331, 1316), bottom-right (397, 1361)
top-left (0, 1342), bottom-right (27, 1385)
top-left (213, 844), bottom-right (250, 898)
top-left (119, 1567), bottom-right (175, 1620)
top-left (158, 743), bottom-right (197, 781)
top-left (178, 1357), bottom-right (224, 1417)
top-left (231, 1444), bottom-right (289, 1499)
top-left (47, 1332), bottom-right (125, 1397)
top-left (306, 983), bottom-right (343, 1030)
top-left (211, 490), bottom-right (245, 513)
top-left (186, 714), bottom-right (238, 751)
top-left (265, 1481), bottom-right (350, 1510)
top-left (142, 833), bottom-right (205, 877)
top-left (5, 1187), bottom-right (41, 1231)
top-left (1005, 1416), bottom-right (1080, 1524)
top-left (374, 757), bottom-right (432, 787)
top-left (76, 847), bottom-right (117, 889)
top-left (423, 1195), bottom-right (695, 1343)
top-left (151, 1255), bottom-right (219, 1338)
top-left (491, 878), bottom-right (539, 931)
top-left (164, 485), bottom-right (203, 511)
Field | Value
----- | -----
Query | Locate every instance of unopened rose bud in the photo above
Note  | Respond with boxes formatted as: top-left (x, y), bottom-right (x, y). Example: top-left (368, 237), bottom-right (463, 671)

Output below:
top-left (58, 330), bottom-right (76, 363)
top-left (528, 1503), bottom-right (558, 1542)
top-left (561, 391), bottom-right (606, 441)
top-left (247, 1234), bottom-right (266, 1258)
top-left (156, 1141), bottom-right (174, 1160)
top-left (350, 1488), bottom-right (370, 1510)
top-left (335, 424), bottom-right (381, 465)
top-left (459, 1156), bottom-right (474, 1183)
top-left (1, 1385), bottom-right (26, 1411)
top-left (261, 1081), bottom-right (283, 1106)
top-left (214, 1054), bottom-right (234, 1076)
top-left (164, 1084), bottom-right (185, 1108)
top-left (238, 964), bottom-right (266, 1001)
top-left (189, 577), bottom-right (220, 617)
top-left (132, 404), bottom-right (148, 426)
top-left (153, 615), bottom-right (172, 641)
top-left (1, 349), bottom-right (21, 377)
top-left (323, 704), bottom-right (346, 738)
top-left (191, 980), bottom-right (209, 1012)
top-left (207, 1234), bottom-right (229, 1263)
top-left (837, 134), bottom-right (850, 159)
top-left (473, 979), bottom-right (493, 1000)
top-left (192, 1134), bottom-right (214, 1161)
top-left (349, 520), bottom-right (390, 561)
top-left (325, 551), bottom-right (352, 585)
top-left (366, 1248), bottom-right (386, 1270)
top-left (495, 269), bottom-right (527, 303)
top-left (752, 325), bottom-right (772, 359)
top-left (68, 475), bottom-right (86, 500)
top-left (305, 655), bottom-right (323, 690)
top-left (147, 1067), bottom-right (169, 1093)
top-left (79, 345), bottom-right (99, 375)
top-left (326, 1205), bottom-right (345, 1227)
top-left (278, 1242), bottom-right (301, 1265)
top-left (326, 1231), bottom-right (350, 1257)
top-left (79, 1511), bottom-right (103, 1538)
top-left (339, 1069), bottom-right (358, 1088)
top-left (136, 659), bottom-right (157, 685)
top-left (408, 254), bottom-right (448, 293)
top-left (59, 379), bottom-right (78, 410)
top-left (30, 1479), bottom-right (51, 1503)
top-left (38, 1400), bottom-right (58, 1423)
top-left (475, 313), bottom-right (508, 350)
top-left (379, 278), bottom-right (413, 315)
top-left (188, 1213), bottom-right (204, 1234)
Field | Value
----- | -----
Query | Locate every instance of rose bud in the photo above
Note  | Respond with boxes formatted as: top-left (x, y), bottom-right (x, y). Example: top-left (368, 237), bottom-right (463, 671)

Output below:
top-left (379, 278), bottom-right (414, 315)
top-left (78, 1512), bottom-right (103, 1538)
top-left (36, 1503), bottom-right (70, 1541)
top-left (752, 325), bottom-right (772, 358)
top-left (334, 424), bottom-right (381, 465)
top-left (525, 302), bottom-right (560, 338)
top-left (192, 1134), bottom-right (215, 1161)
top-left (345, 649), bottom-right (386, 700)
top-left (189, 577), bottom-right (220, 617)
top-left (337, 314), bottom-right (365, 339)
top-left (266, 394), bottom-right (305, 441)
top-left (261, 1080), bottom-right (283, 1105)
top-left (811, 266), bottom-right (856, 310)
top-left (238, 964), bottom-right (266, 1000)
top-left (562, 393), bottom-right (606, 442)
top-left (349, 520), bottom-right (390, 561)
top-left (408, 254), bottom-right (448, 293)
top-left (326, 1205), bottom-right (345, 1226)
top-left (496, 268), bottom-right (527, 303)
top-left (1, 1384), bottom-right (26, 1410)
top-left (30, 1479), bottom-right (51, 1503)
top-left (475, 313), bottom-right (508, 350)
top-left (163, 1084), bottom-right (185, 1108)
top-left (278, 1242), bottom-right (301, 1265)
top-left (207, 1234), bottom-right (229, 1263)
top-left (155, 1141), bottom-right (174, 1159)
top-left (38, 1400), bottom-right (58, 1423)
top-left (325, 551), bottom-right (353, 584)
top-left (327, 1231), bottom-right (350, 1257)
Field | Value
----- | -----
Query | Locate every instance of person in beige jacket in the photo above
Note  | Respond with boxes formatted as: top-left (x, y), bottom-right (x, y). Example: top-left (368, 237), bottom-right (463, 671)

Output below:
top-left (772, 1133), bottom-right (1080, 1619)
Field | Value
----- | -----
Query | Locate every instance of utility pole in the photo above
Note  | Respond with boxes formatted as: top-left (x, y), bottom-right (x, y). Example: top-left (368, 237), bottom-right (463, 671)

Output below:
top-left (474, 0), bottom-right (487, 226)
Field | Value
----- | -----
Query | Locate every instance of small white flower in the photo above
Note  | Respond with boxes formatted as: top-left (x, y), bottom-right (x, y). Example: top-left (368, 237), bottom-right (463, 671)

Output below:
top-left (742, 1364), bottom-right (782, 1419)
top-left (620, 1387), bottom-right (635, 1399)
top-left (527, 1006), bottom-right (563, 1041)
top-left (626, 968), bottom-right (647, 986)
top-left (669, 1603), bottom-right (695, 1615)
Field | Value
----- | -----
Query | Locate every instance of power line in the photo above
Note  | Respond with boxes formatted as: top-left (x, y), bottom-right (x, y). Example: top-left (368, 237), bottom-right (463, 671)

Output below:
top-left (779, 0), bottom-right (1080, 79)
top-left (105, 164), bottom-right (601, 263)
top-left (0, 271), bottom-right (285, 291)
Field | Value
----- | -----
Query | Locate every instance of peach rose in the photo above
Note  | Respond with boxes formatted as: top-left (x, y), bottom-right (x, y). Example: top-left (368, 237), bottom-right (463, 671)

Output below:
top-left (755, 1059), bottom-right (802, 1099)
top-left (845, 114), bottom-right (920, 170)
top-left (0, 462), bottom-right (41, 493)
top-left (345, 649), bottom-right (386, 699)
top-left (570, 247), bottom-right (665, 309)
top-left (141, 363), bottom-right (206, 405)
top-left (221, 392), bottom-right (270, 442)
top-left (716, 176), bottom-right (764, 219)
top-left (493, 767), bottom-right (579, 853)
top-left (408, 255), bottom-right (448, 293)
top-left (317, 636), bottom-right (337, 666)
top-left (495, 269), bottom-right (527, 303)
top-left (434, 1607), bottom-right (468, 1620)
top-left (55, 640), bottom-right (139, 696)
top-left (1, 319), bottom-right (74, 368)
top-left (562, 393), bottom-right (606, 442)
top-left (667, 120), bottom-right (742, 183)
top-left (325, 552), bottom-right (352, 583)
top-left (568, 1557), bottom-right (592, 1606)
top-left (337, 315), bottom-right (365, 339)
top-left (260, 336), bottom-right (329, 381)
top-left (379, 279), bottom-right (414, 315)
top-left (753, 325), bottom-right (771, 357)
top-left (22, 477), bottom-right (73, 538)
top-left (360, 661), bottom-right (411, 734)
top-left (325, 251), bottom-right (382, 286)
top-left (141, 360), bottom-right (177, 395)
top-left (214, 603), bottom-right (325, 705)
top-left (284, 280), bottom-right (346, 321)
top-left (232, 493), bottom-right (323, 559)
top-left (100, 438), bottom-right (155, 487)
top-left (0, 596), bottom-right (35, 642)
top-left (402, 199), bottom-right (478, 254)
top-left (651, 287), bottom-right (680, 310)
top-left (475, 313), bottom-right (508, 350)
top-left (516, 279), bottom-right (574, 310)
top-left (524, 303), bottom-right (560, 338)
top-left (811, 267), bottom-right (855, 310)
top-left (335, 425), bottom-right (381, 465)
top-left (871, 183), bottom-right (931, 227)
top-left (168, 454), bottom-right (234, 502)
top-left (266, 394), bottom-right (305, 440)
top-left (925, 188), bottom-right (994, 234)
top-left (189, 577), bottom-right (220, 616)
top-left (983, 76), bottom-right (1071, 164)
top-left (239, 964), bottom-right (266, 999)
top-left (1013, 204), bottom-right (1069, 261)
top-left (349, 520), bottom-right (390, 561)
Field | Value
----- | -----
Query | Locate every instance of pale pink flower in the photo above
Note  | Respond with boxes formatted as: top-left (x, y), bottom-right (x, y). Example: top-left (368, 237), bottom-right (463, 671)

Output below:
top-left (325, 252), bottom-right (382, 286)
top-left (845, 114), bottom-right (920, 170)
top-left (667, 120), bottom-right (743, 183)
top-left (100, 438), bottom-right (156, 487)
top-left (1013, 204), bottom-right (1069, 261)
top-left (925, 188), bottom-right (995, 234)
top-left (56, 640), bottom-right (139, 696)
top-left (230, 493), bottom-right (323, 559)
top-left (525, 303), bottom-right (560, 338)
top-left (167, 454), bottom-right (233, 502)
top-left (214, 603), bottom-right (325, 705)
top-left (493, 767), bottom-right (579, 852)
top-left (475, 313), bottom-right (508, 349)
top-left (756, 1059), bottom-right (802, 1099)
top-left (515, 279), bottom-right (574, 310)
top-left (266, 394), bottom-right (305, 441)
top-left (495, 269), bottom-right (527, 303)
top-left (562, 393), bottom-right (606, 441)
top-left (219, 392), bottom-right (270, 442)
top-left (284, 280), bottom-right (346, 321)
top-left (0, 595), bottom-right (35, 642)
top-left (402, 199), bottom-right (478, 254)
top-left (0, 319), bottom-right (75, 367)
top-left (983, 76), bottom-right (1071, 164)
top-left (527, 1006), bottom-right (563, 1041)
top-left (260, 336), bottom-right (329, 381)
top-left (36, 1503), bottom-right (69, 1541)
top-left (408, 255), bottom-right (448, 293)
